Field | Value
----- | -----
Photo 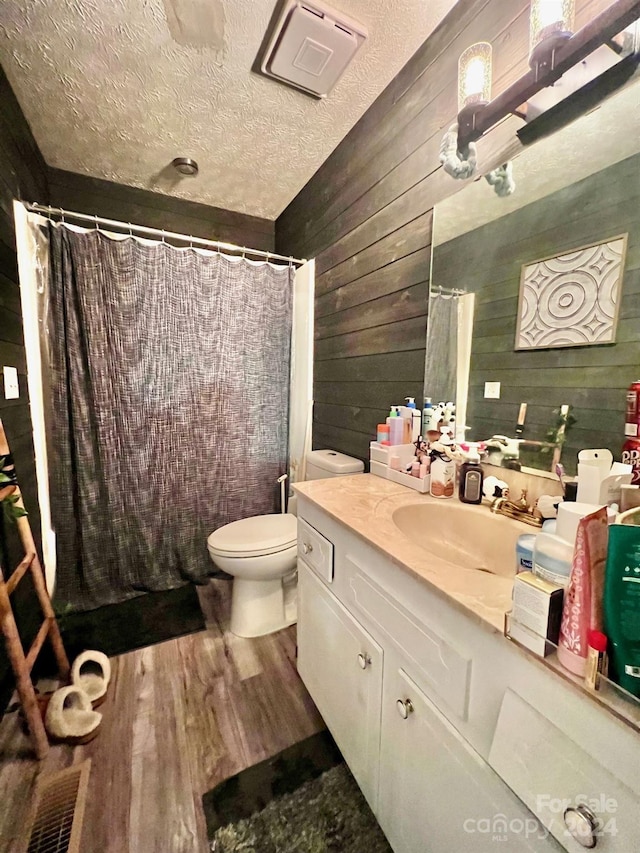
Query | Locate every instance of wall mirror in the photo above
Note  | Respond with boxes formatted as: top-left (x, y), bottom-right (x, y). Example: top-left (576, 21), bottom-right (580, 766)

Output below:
top-left (425, 76), bottom-right (640, 476)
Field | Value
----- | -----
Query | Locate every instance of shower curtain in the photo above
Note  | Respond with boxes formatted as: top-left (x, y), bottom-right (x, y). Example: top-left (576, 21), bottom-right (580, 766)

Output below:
top-left (47, 224), bottom-right (293, 611)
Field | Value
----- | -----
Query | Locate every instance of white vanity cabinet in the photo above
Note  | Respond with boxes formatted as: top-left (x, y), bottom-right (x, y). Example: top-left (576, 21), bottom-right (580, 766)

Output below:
top-left (297, 563), bottom-right (383, 810)
top-left (378, 662), bottom-right (556, 852)
top-left (295, 497), bottom-right (640, 853)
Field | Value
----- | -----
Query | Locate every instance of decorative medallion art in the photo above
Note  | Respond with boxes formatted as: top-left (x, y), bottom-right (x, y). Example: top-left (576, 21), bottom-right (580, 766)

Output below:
top-left (515, 235), bottom-right (627, 350)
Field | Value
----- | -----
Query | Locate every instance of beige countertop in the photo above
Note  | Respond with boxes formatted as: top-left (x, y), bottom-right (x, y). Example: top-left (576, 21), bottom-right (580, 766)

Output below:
top-left (293, 473), bottom-right (532, 635)
top-left (294, 473), bottom-right (640, 732)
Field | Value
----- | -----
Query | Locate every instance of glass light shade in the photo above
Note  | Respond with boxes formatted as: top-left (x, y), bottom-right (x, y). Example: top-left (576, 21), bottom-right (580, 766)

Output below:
top-left (623, 20), bottom-right (640, 53)
top-left (458, 42), bottom-right (492, 113)
top-left (530, 0), bottom-right (576, 53)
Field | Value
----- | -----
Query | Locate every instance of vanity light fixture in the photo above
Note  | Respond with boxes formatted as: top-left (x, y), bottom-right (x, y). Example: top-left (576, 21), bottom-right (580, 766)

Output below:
top-left (457, 42), bottom-right (493, 131)
top-left (529, 0), bottom-right (576, 74)
top-left (453, 0), bottom-right (640, 156)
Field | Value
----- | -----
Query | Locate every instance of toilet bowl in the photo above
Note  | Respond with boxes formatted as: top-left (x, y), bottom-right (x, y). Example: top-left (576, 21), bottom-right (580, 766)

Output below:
top-left (207, 514), bottom-right (298, 638)
top-left (208, 449), bottom-right (364, 638)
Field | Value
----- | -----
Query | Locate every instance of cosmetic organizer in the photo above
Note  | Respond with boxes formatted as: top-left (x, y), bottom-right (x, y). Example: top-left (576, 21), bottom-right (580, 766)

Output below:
top-left (369, 441), bottom-right (430, 493)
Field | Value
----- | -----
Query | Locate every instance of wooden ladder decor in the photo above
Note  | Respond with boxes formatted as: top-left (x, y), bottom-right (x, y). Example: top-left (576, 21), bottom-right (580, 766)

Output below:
top-left (0, 484), bottom-right (70, 759)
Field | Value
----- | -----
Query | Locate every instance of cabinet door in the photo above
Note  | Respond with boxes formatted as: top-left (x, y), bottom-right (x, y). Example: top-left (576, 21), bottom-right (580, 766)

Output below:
top-left (297, 561), bottom-right (383, 810)
top-left (378, 667), bottom-right (560, 853)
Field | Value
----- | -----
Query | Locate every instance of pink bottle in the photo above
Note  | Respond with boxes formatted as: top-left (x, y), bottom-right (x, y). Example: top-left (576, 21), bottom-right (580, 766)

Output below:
top-left (557, 507), bottom-right (609, 677)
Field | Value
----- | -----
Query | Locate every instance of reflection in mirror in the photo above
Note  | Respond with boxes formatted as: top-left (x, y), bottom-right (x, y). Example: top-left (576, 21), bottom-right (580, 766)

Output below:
top-left (426, 77), bottom-right (640, 476)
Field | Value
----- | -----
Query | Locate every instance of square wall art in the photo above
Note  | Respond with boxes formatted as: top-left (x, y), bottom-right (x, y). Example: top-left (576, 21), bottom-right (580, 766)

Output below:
top-left (515, 234), bottom-right (627, 350)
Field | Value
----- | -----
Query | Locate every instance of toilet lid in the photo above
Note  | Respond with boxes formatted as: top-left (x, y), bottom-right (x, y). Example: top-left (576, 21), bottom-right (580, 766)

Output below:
top-left (207, 513), bottom-right (297, 557)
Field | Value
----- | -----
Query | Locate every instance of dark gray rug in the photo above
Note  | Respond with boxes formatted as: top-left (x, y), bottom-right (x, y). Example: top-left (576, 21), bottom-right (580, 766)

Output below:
top-left (204, 731), bottom-right (392, 853)
top-left (57, 583), bottom-right (207, 659)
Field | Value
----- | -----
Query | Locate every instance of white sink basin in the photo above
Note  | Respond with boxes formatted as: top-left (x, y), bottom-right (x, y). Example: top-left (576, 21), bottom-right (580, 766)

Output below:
top-left (392, 501), bottom-right (533, 578)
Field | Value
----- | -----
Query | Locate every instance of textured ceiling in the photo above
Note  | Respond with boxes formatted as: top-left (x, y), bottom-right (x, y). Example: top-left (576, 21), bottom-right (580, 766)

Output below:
top-left (0, 0), bottom-right (457, 219)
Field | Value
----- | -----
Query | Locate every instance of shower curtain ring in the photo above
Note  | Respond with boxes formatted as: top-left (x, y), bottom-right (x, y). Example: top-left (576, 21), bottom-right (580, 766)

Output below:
top-left (60, 208), bottom-right (65, 225)
top-left (241, 247), bottom-right (246, 259)
top-left (161, 229), bottom-right (166, 244)
top-left (94, 215), bottom-right (99, 232)
top-left (189, 235), bottom-right (193, 248)
top-left (288, 256), bottom-right (293, 269)
top-left (128, 222), bottom-right (133, 238)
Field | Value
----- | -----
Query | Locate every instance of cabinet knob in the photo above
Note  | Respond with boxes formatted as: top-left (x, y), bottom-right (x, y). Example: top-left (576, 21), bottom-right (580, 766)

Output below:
top-left (563, 804), bottom-right (598, 849)
top-left (396, 698), bottom-right (414, 719)
top-left (302, 542), bottom-right (313, 555)
top-left (357, 652), bottom-right (371, 670)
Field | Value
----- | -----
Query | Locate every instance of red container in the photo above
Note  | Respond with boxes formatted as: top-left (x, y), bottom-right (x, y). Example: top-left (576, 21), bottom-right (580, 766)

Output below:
top-left (622, 437), bottom-right (640, 485)
top-left (625, 380), bottom-right (640, 438)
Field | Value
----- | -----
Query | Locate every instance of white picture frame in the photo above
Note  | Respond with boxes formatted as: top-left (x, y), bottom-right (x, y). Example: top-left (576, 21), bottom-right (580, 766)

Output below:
top-left (515, 234), bottom-right (627, 350)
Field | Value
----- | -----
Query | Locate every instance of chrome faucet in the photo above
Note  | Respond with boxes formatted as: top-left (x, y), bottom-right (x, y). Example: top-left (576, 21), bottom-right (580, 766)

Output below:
top-left (490, 489), bottom-right (542, 528)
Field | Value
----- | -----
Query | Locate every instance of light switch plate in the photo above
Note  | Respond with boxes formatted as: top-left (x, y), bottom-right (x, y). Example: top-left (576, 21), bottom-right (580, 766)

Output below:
top-left (484, 381), bottom-right (501, 399)
top-left (3, 366), bottom-right (19, 400)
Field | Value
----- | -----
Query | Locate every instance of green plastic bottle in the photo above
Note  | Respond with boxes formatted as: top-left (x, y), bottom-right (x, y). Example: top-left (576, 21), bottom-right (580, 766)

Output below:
top-left (603, 524), bottom-right (640, 697)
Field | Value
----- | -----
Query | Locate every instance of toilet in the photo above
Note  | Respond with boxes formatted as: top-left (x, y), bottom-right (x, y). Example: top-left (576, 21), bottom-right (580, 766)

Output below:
top-left (207, 449), bottom-right (364, 638)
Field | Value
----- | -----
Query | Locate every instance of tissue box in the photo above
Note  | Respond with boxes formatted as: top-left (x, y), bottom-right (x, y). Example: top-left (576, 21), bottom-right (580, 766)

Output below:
top-left (512, 571), bottom-right (564, 645)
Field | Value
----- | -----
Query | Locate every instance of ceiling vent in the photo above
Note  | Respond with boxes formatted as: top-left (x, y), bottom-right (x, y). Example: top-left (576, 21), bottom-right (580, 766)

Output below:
top-left (260, 1), bottom-right (367, 98)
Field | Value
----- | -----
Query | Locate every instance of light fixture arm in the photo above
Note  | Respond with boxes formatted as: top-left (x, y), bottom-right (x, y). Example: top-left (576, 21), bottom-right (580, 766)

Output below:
top-left (457, 0), bottom-right (640, 152)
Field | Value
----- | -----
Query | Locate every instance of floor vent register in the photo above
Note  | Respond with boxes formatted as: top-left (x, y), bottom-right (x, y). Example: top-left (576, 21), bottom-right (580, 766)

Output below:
top-left (25, 760), bottom-right (91, 853)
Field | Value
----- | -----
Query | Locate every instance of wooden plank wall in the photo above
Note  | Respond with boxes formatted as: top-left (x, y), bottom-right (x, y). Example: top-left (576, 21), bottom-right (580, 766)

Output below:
top-left (0, 65), bottom-right (49, 712)
top-left (47, 168), bottom-right (275, 252)
top-left (433, 151), bottom-right (640, 474)
top-left (275, 0), bottom-right (610, 465)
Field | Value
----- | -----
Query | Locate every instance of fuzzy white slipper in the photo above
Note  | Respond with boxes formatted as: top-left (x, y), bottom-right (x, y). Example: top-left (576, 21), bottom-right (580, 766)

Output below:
top-left (44, 685), bottom-right (102, 745)
top-left (71, 650), bottom-right (111, 708)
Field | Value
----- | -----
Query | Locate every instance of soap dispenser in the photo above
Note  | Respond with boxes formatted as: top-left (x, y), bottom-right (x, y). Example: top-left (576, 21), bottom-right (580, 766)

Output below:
top-left (459, 443), bottom-right (484, 504)
top-left (429, 428), bottom-right (457, 499)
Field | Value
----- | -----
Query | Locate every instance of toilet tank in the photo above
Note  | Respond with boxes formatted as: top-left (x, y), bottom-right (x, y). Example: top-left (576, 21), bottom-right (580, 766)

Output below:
top-left (289, 449), bottom-right (364, 516)
top-left (305, 449), bottom-right (364, 480)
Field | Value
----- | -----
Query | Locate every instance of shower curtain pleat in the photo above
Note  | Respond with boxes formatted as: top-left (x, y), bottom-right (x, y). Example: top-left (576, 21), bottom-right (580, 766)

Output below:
top-left (47, 226), bottom-right (293, 611)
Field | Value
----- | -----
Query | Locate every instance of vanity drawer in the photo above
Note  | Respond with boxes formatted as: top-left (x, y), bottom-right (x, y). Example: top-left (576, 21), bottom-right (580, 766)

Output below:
top-left (297, 518), bottom-right (334, 583)
top-left (489, 689), bottom-right (638, 852)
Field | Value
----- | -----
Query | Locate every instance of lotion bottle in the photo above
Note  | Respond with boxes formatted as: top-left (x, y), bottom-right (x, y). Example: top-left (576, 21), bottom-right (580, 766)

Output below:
top-left (403, 397), bottom-right (422, 442)
top-left (557, 507), bottom-right (609, 678)
top-left (603, 523), bottom-right (640, 697)
top-left (388, 408), bottom-right (405, 445)
top-left (422, 398), bottom-right (434, 436)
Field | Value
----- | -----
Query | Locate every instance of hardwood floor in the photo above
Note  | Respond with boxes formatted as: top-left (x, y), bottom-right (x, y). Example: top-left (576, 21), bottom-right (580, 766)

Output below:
top-left (0, 580), bottom-right (324, 852)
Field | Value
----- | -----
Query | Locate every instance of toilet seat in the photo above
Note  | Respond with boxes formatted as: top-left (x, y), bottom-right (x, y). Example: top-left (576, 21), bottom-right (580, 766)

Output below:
top-left (207, 513), bottom-right (297, 558)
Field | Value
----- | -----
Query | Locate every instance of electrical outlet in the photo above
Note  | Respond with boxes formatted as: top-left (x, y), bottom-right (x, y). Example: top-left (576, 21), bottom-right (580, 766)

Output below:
top-left (3, 366), bottom-right (19, 400)
top-left (484, 381), bottom-right (501, 399)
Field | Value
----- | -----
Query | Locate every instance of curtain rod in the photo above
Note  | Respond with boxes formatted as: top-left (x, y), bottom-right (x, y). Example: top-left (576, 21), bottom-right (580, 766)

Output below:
top-left (24, 202), bottom-right (306, 267)
top-left (430, 286), bottom-right (466, 297)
